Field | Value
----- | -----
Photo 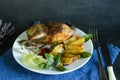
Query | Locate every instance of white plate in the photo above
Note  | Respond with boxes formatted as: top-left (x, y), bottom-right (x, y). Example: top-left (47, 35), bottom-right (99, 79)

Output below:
top-left (12, 28), bottom-right (93, 75)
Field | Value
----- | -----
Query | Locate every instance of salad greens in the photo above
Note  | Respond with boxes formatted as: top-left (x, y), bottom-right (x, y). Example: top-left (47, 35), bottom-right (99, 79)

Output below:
top-left (22, 53), bottom-right (46, 69)
top-left (80, 52), bottom-right (91, 58)
top-left (50, 41), bottom-right (59, 50)
top-left (38, 63), bottom-right (46, 69)
top-left (44, 53), bottom-right (54, 69)
top-left (83, 34), bottom-right (93, 42)
top-left (38, 53), bottom-right (67, 71)
top-left (56, 65), bottom-right (67, 71)
top-left (54, 53), bottom-right (61, 67)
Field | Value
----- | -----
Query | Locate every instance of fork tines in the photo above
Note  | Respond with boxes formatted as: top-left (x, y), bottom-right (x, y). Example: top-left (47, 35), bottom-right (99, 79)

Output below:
top-left (0, 19), bottom-right (15, 45)
top-left (89, 29), bottom-right (98, 42)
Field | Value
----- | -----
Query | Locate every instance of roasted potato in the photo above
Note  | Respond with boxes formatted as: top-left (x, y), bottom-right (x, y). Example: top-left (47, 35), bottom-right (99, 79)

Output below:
top-left (64, 35), bottom-right (79, 44)
top-left (68, 37), bottom-right (85, 45)
top-left (72, 55), bottom-right (80, 61)
top-left (61, 55), bottom-right (80, 65)
top-left (51, 44), bottom-right (64, 55)
top-left (61, 57), bottom-right (73, 65)
top-left (65, 44), bottom-right (83, 50)
top-left (62, 53), bottom-right (76, 58)
top-left (64, 48), bottom-right (84, 55)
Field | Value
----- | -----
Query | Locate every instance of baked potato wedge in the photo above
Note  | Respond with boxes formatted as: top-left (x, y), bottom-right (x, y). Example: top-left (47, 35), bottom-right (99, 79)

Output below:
top-left (61, 57), bottom-right (73, 65)
top-left (62, 53), bottom-right (76, 58)
top-left (63, 35), bottom-right (79, 44)
top-left (65, 44), bottom-right (83, 50)
top-left (51, 44), bottom-right (64, 55)
top-left (61, 55), bottom-right (80, 65)
top-left (64, 48), bottom-right (84, 55)
top-left (68, 37), bottom-right (85, 45)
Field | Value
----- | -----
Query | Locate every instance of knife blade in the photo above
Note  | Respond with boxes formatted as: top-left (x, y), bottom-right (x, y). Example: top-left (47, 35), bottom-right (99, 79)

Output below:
top-left (99, 34), bottom-right (116, 80)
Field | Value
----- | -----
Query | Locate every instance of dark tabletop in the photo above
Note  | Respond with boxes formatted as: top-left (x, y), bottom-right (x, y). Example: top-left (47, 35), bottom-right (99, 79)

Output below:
top-left (0, 0), bottom-right (120, 79)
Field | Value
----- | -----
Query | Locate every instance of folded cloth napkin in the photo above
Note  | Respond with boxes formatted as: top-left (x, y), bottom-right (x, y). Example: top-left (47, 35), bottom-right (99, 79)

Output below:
top-left (0, 44), bottom-right (119, 80)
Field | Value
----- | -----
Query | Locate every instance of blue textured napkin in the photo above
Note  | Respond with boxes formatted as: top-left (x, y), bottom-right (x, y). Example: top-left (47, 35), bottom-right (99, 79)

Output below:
top-left (0, 44), bottom-right (119, 80)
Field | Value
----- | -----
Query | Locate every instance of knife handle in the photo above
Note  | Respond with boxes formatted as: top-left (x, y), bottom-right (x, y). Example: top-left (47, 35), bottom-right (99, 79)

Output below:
top-left (107, 66), bottom-right (116, 80)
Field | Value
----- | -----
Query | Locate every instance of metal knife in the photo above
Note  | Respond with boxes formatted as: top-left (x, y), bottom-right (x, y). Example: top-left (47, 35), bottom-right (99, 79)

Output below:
top-left (99, 34), bottom-right (116, 80)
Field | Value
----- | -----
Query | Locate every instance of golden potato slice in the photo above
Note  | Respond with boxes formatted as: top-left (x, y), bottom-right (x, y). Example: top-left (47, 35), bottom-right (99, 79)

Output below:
top-left (65, 44), bottom-right (83, 50)
top-left (51, 44), bottom-right (64, 55)
top-left (62, 53), bottom-right (76, 58)
top-left (69, 37), bottom-right (85, 45)
top-left (64, 48), bottom-right (84, 55)
top-left (61, 55), bottom-right (80, 65)
top-left (64, 35), bottom-right (79, 44)
top-left (61, 57), bottom-right (73, 65)
top-left (73, 55), bottom-right (80, 61)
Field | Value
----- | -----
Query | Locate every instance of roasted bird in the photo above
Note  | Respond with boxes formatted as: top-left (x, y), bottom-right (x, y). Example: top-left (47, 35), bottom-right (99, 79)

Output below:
top-left (27, 22), bottom-right (75, 43)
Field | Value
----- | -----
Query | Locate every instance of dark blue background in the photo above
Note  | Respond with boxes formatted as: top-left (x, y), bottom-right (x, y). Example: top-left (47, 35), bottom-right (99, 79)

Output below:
top-left (0, 0), bottom-right (120, 79)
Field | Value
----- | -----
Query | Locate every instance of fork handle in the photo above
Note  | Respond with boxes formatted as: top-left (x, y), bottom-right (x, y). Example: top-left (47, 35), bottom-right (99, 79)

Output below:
top-left (96, 49), bottom-right (108, 80)
top-left (107, 66), bottom-right (116, 80)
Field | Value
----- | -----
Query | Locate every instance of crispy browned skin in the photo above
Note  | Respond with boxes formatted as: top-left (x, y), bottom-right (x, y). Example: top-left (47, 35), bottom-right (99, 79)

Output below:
top-left (27, 24), bottom-right (48, 40)
top-left (45, 22), bottom-right (75, 43)
top-left (27, 22), bottom-right (75, 43)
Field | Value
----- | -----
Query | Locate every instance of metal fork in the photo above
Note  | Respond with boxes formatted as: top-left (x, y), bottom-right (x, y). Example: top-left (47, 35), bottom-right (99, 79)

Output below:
top-left (89, 29), bottom-right (108, 80)
top-left (0, 20), bottom-right (15, 45)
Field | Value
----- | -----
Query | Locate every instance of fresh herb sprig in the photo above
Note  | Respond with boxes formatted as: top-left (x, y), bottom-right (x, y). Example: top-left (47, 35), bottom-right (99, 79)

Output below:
top-left (83, 34), bottom-right (93, 42)
top-left (38, 53), bottom-right (67, 71)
